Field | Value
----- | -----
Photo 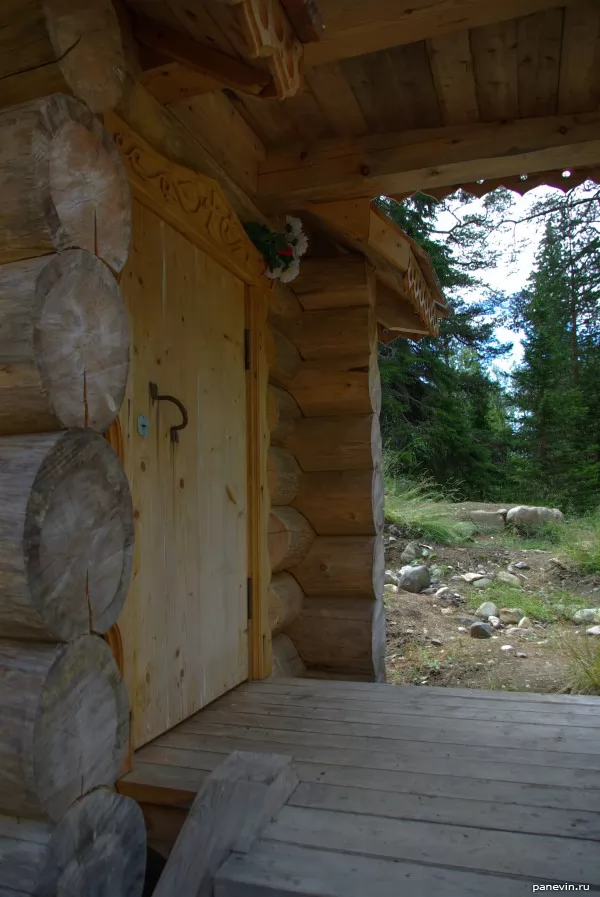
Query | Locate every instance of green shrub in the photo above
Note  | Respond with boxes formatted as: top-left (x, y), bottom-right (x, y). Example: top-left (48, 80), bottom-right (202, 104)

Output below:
top-left (563, 635), bottom-right (600, 695)
top-left (558, 511), bottom-right (600, 575)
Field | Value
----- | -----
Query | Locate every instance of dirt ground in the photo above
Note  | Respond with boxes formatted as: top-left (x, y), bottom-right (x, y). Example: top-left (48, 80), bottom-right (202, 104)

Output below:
top-left (384, 537), bottom-right (600, 693)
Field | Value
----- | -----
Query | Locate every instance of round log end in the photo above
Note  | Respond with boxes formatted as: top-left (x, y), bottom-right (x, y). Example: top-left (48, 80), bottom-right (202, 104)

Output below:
top-left (44, 0), bottom-right (126, 113)
top-left (26, 429), bottom-right (133, 639)
top-left (267, 447), bottom-right (302, 506)
top-left (268, 506), bottom-right (314, 573)
top-left (268, 572), bottom-right (304, 634)
top-left (34, 250), bottom-right (129, 431)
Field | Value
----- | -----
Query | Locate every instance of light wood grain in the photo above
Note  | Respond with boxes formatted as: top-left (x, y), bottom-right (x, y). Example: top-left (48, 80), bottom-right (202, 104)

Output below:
top-left (267, 386), bottom-right (302, 447)
top-left (0, 250), bottom-right (129, 435)
top-left (268, 507), bottom-right (315, 573)
top-left (0, 0), bottom-right (125, 112)
top-left (118, 202), bottom-right (248, 748)
top-left (292, 469), bottom-right (384, 535)
top-left (153, 752), bottom-right (298, 897)
top-left (427, 30), bottom-right (479, 125)
top-left (517, 8), bottom-right (563, 117)
top-left (0, 429), bottom-right (133, 641)
top-left (269, 573), bottom-right (304, 634)
top-left (292, 535), bottom-right (384, 598)
top-left (0, 94), bottom-right (130, 270)
top-left (267, 327), bottom-right (303, 389)
top-left (289, 340), bottom-right (381, 417)
top-left (0, 789), bottom-right (146, 896)
top-left (288, 414), bottom-right (381, 471)
top-left (268, 447), bottom-right (302, 505)
top-left (558, 0), bottom-right (600, 114)
top-left (291, 255), bottom-right (371, 310)
top-left (277, 306), bottom-right (375, 361)
top-left (0, 636), bottom-right (128, 821)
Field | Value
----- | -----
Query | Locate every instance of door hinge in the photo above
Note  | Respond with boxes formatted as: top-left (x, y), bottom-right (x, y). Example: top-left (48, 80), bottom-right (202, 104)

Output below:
top-left (247, 577), bottom-right (253, 620)
top-left (244, 328), bottom-right (251, 371)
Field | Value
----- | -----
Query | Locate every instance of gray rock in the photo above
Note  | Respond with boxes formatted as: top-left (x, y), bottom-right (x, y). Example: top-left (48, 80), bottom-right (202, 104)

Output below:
top-left (496, 571), bottom-right (523, 588)
top-left (510, 561), bottom-right (530, 570)
top-left (388, 525), bottom-right (400, 537)
top-left (473, 578), bottom-right (494, 589)
top-left (397, 564), bottom-right (431, 593)
top-left (516, 652), bottom-right (528, 659)
top-left (457, 626), bottom-right (467, 633)
top-left (421, 587), bottom-right (437, 596)
top-left (518, 617), bottom-right (533, 629)
top-left (470, 622), bottom-right (493, 639)
top-left (572, 608), bottom-right (600, 625)
top-left (387, 536), bottom-right (398, 544)
top-left (462, 572), bottom-right (486, 583)
top-left (505, 626), bottom-right (526, 637)
top-left (385, 569), bottom-right (400, 586)
top-left (488, 615), bottom-right (501, 629)
top-left (435, 586), bottom-right (450, 599)
top-left (475, 601), bottom-right (499, 620)
top-left (469, 509), bottom-right (505, 531)
top-left (500, 644), bottom-right (514, 651)
top-left (499, 608), bottom-right (525, 625)
top-left (456, 615), bottom-right (478, 627)
top-left (506, 505), bottom-right (564, 527)
top-left (400, 540), bottom-right (421, 563)
top-left (430, 637), bottom-right (443, 646)
top-left (586, 626), bottom-right (600, 637)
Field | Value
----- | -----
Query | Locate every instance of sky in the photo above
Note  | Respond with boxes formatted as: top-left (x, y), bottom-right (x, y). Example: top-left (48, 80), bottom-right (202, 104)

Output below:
top-left (434, 185), bottom-right (564, 375)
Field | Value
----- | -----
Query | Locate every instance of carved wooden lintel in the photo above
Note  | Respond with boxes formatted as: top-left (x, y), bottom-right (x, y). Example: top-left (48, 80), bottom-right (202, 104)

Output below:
top-left (105, 114), bottom-right (266, 286)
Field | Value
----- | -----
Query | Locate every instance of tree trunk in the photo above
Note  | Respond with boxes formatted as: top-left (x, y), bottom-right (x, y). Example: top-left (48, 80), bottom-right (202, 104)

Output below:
top-left (292, 468), bottom-right (384, 535)
top-left (267, 447), bottom-right (302, 505)
top-left (0, 429), bottom-right (133, 642)
top-left (0, 789), bottom-right (146, 896)
top-left (0, 94), bottom-right (130, 271)
top-left (0, 0), bottom-right (126, 113)
top-left (267, 385), bottom-right (301, 447)
top-left (0, 636), bottom-right (129, 821)
top-left (0, 250), bottom-right (129, 435)
top-left (292, 535), bottom-right (384, 599)
top-left (268, 572), bottom-right (304, 634)
top-left (289, 413), bottom-right (381, 470)
top-left (268, 507), bottom-right (314, 573)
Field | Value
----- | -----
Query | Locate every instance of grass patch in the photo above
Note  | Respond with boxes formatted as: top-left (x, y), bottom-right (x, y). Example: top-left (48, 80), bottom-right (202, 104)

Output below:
top-left (465, 581), bottom-right (590, 623)
top-left (558, 512), bottom-right (600, 575)
top-left (383, 459), bottom-right (475, 545)
top-left (563, 634), bottom-right (600, 695)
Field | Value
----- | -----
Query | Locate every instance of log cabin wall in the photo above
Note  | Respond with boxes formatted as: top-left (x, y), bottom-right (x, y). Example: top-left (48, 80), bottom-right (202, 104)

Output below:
top-left (0, 7), bottom-right (148, 891)
top-left (266, 258), bottom-right (385, 681)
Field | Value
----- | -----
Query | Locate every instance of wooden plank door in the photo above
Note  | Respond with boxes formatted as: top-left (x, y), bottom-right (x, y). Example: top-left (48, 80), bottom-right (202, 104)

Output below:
top-left (118, 201), bottom-right (249, 748)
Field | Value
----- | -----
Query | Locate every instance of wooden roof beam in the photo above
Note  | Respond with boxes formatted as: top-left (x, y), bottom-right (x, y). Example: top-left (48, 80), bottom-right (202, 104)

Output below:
top-left (259, 111), bottom-right (600, 206)
top-left (304, 0), bottom-right (582, 67)
top-left (377, 283), bottom-right (429, 335)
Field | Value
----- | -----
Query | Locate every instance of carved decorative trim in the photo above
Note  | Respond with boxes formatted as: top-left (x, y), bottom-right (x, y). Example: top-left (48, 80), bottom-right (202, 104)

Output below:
top-left (403, 249), bottom-right (439, 337)
top-left (105, 114), bottom-right (265, 286)
top-left (236, 0), bottom-right (303, 98)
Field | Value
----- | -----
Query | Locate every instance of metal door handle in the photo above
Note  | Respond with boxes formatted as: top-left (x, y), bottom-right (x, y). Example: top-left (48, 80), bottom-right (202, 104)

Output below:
top-left (149, 382), bottom-right (188, 443)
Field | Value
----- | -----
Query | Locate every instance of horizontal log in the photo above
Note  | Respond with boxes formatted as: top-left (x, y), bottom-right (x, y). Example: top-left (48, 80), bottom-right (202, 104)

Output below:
top-left (271, 633), bottom-right (307, 678)
top-left (0, 636), bottom-right (129, 820)
top-left (286, 595), bottom-right (386, 679)
top-left (292, 469), bottom-right (384, 535)
top-left (269, 507), bottom-right (314, 573)
top-left (0, 430), bottom-right (133, 641)
top-left (277, 306), bottom-right (376, 360)
top-left (292, 256), bottom-right (373, 310)
top-left (289, 343), bottom-right (381, 417)
top-left (0, 94), bottom-right (130, 270)
top-left (0, 0), bottom-right (125, 113)
top-left (288, 413), bottom-right (381, 470)
top-left (293, 535), bottom-right (384, 599)
top-left (0, 789), bottom-right (146, 896)
top-left (267, 386), bottom-right (302, 447)
top-left (269, 572), bottom-right (305, 634)
top-left (0, 250), bottom-right (129, 434)
top-left (266, 327), bottom-right (302, 389)
top-left (268, 447), bottom-right (302, 506)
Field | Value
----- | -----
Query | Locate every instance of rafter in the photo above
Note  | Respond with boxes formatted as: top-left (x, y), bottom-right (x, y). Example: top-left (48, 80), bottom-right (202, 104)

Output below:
top-left (259, 112), bottom-right (600, 206)
top-left (304, 0), bottom-right (582, 67)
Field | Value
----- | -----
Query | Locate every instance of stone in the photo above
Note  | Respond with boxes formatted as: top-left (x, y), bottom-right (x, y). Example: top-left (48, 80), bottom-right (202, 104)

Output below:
top-left (457, 626), bottom-right (467, 633)
top-left (387, 536), bottom-right (397, 544)
top-left (516, 652), bottom-right (528, 658)
top-left (505, 626), bottom-right (526, 637)
top-left (469, 509), bottom-right (505, 531)
top-left (475, 601), bottom-right (499, 620)
top-left (388, 525), bottom-right (400, 537)
top-left (441, 607), bottom-right (454, 616)
top-left (435, 586), bottom-right (450, 599)
top-left (470, 622), bottom-right (493, 639)
top-left (501, 644), bottom-right (514, 651)
top-left (397, 565), bottom-right (431, 593)
top-left (461, 572), bottom-right (485, 583)
top-left (421, 587), bottom-right (437, 596)
top-left (499, 608), bottom-right (525, 625)
top-left (509, 561), bottom-right (530, 572)
top-left (496, 571), bottom-right (523, 588)
top-left (586, 626), bottom-right (600, 636)
top-left (488, 616), bottom-right (501, 629)
top-left (400, 541), bottom-right (421, 563)
top-left (572, 608), bottom-right (600, 625)
top-left (456, 615), bottom-right (477, 627)
top-left (518, 617), bottom-right (533, 629)
top-left (430, 637), bottom-right (443, 646)
top-left (506, 506), bottom-right (564, 528)
top-left (385, 569), bottom-right (399, 586)
top-left (473, 578), bottom-right (494, 589)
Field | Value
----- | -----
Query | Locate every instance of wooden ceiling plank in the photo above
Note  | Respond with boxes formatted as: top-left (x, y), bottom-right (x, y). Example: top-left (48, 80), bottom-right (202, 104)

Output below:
top-left (558, 0), bottom-right (600, 114)
top-left (258, 111), bottom-right (600, 205)
top-left (427, 30), bottom-right (479, 125)
top-left (227, 92), bottom-right (299, 146)
top-left (377, 282), bottom-right (429, 333)
top-left (280, 0), bottom-right (325, 42)
top-left (517, 8), bottom-right (563, 118)
top-left (134, 15), bottom-right (270, 93)
top-left (138, 60), bottom-right (225, 104)
top-left (281, 89), bottom-right (336, 141)
top-left (303, 0), bottom-right (582, 67)
top-left (470, 19), bottom-right (519, 121)
top-left (305, 64), bottom-right (369, 137)
top-left (383, 42), bottom-right (443, 130)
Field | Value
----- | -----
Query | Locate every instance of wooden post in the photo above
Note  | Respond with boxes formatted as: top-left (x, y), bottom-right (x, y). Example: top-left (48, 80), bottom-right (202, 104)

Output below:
top-left (0, 250), bottom-right (129, 434)
top-left (0, 0), bottom-right (126, 113)
top-left (0, 636), bottom-right (129, 821)
top-left (0, 789), bottom-right (146, 896)
top-left (0, 94), bottom-right (131, 270)
top-left (0, 430), bottom-right (133, 642)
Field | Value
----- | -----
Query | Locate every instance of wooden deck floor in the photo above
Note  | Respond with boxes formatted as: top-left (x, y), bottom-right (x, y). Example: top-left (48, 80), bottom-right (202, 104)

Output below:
top-left (119, 678), bottom-right (600, 895)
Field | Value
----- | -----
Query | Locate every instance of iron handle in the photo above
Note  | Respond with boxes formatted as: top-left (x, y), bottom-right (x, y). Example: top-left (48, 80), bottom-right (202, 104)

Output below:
top-left (149, 382), bottom-right (188, 443)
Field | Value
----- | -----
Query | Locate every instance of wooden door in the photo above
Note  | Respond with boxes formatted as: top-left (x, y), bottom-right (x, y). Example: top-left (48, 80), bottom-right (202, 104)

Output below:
top-left (118, 201), bottom-right (248, 748)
